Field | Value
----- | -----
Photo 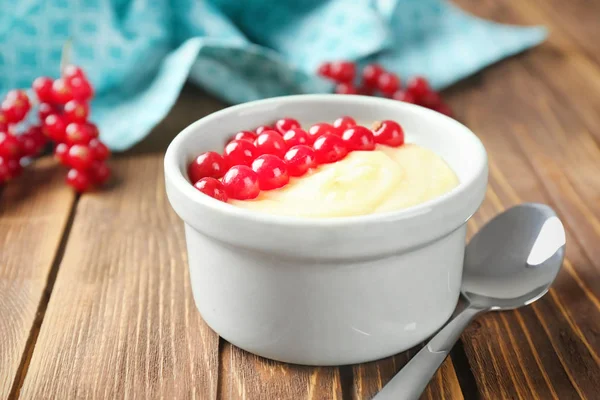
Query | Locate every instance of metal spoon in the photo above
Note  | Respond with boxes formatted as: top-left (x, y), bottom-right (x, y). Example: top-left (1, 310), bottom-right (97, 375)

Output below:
top-left (374, 203), bottom-right (565, 400)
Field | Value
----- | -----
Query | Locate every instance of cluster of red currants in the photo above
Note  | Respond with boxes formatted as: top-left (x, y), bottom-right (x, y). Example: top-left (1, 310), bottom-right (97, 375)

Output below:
top-left (317, 61), bottom-right (452, 117)
top-left (0, 65), bottom-right (110, 191)
top-left (188, 116), bottom-right (404, 202)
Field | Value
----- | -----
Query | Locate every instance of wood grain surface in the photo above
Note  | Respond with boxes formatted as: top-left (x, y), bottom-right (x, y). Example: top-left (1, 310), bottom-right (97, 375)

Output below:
top-left (2, 0), bottom-right (600, 399)
top-left (0, 159), bottom-right (75, 399)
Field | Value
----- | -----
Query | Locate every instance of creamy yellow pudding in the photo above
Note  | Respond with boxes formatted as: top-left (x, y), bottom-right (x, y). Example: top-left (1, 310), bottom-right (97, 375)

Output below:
top-left (230, 144), bottom-right (459, 218)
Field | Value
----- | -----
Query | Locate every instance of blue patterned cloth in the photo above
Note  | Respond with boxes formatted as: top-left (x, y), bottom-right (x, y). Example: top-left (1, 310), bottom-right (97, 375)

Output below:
top-left (0, 0), bottom-right (546, 151)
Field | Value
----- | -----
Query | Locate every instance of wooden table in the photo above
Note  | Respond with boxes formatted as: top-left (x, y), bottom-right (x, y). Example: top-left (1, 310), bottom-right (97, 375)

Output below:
top-left (2, 1), bottom-right (599, 399)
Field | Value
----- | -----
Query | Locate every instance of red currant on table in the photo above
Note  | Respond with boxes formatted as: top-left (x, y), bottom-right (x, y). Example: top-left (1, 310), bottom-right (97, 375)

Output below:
top-left (51, 78), bottom-right (74, 104)
top-left (274, 117), bottom-right (300, 135)
top-left (254, 130), bottom-right (287, 158)
top-left (313, 133), bottom-right (349, 164)
top-left (282, 128), bottom-right (310, 147)
top-left (0, 156), bottom-right (10, 182)
top-left (0, 113), bottom-right (7, 132)
top-left (329, 61), bottom-right (356, 83)
top-left (66, 144), bottom-right (94, 170)
top-left (1, 90), bottom-right (31, 123)
top-left (342, 126), bottom-right (376, 151)
top-left (373, 120), bottom-right (405, 147)
top-left (66, 168), bottom-right (91, 192)
top-left (377, 72), bottom-right (401, 96)
top-left (188, 151), bottom-right (227, 182)
top-left (38, 103), bottom-right (57, 121)
top-left (335, 83), bottom-right (358, 95)
top-left (89, 160), bottom-right (111, 185)
top-left (406, 76), bottom-right (431, 99)
top-left (64, 100), bottom-right (89, 123)
top-left (43, 114), bottom-right (68, 142)
top-left (222, 165), bottom-right (260, 200)
top-left (224, 139), bottom-right (258, 167)
top-left (254, 125), bottom-right (273, 135)
top-left (33, 77), bottom-right (55, 103)
top-left (234, 131), bottom-right (257, 142)
top-left (54, 143), bottom-right (70, 166)
top-left (361, 64), bottom-right (385, 88)
top-left (6, 157), bottom-right (22, 179)
top-left (84, 122), bottom-right (99, 138)
top-left (308, 122), bottom-right (338, 141)
top-left (434, 103), bottom-right (453, 117)
top-left (252, 154), bottom-right (290, 190)
top-left (333, 116), bottom-right (356, 133)
top-left (317, 62), bottom-right (332, 78)
top-left (17, 133), bottom-right (39, 157)
top-left (392, 90), bottom-right (416, 104)
top-left (64, 67), bottom-right (94, 101)
top-left (193, 177), bottom-right (228, 202)
top-left (65, 122), bottom-right (94, 145)
top-left (0, 131), bottom-right (21, 159)
top-left (88, 138), bottom-right (111, 161)
top-left (418, 91), bottom-right (442, 109)
top-left (284, 145), bottom-right (317, 177)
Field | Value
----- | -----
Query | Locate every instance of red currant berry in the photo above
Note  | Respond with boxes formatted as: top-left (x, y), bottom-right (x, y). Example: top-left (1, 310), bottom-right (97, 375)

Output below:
top-left (0, 132), bottom-right (21, 159)
top-left (64, 100), bottom-right (89, 123)
top-left (406, 76), bottom-right (431, 99)
top-left (66, 144), bottom-right (94, 170)
top-left (66, 168), bottom-right (91, 192)
top-left (0, 112), bottom-right (7, 132)
top-left (89, 160), bottom-right (111, 185)
top-left (282, 128), bottom-right (310, 147)
top-left (188, 151), bottom-right (227, 182)
top-left (1, 90), bottom-right (30, 123)
top-left (313, 134), bottom-right (348, 164)
top-left (54, 143), bottom-right (70, 165)
top-left (361, 64), bottom-right (385, 88)
top-left (27, 125), bottom-right (47, 150)
top-left (63, 65), bottom-right (86, 79)
top-left (221, 165), bottom-right (260, 200)
top-left (357, 85), bottom-right (375, 96)
top-left (33, 76), bottom-right (55, 103)
top-left (193, 177), bottom-right (228, 202)
top-left (418, 91), bottom-right (442, 109)
top-left (308, 122), bottom-right (338, 141)
top-left (38, 103), bottom-right (56, 121)
top-left (392, 90), bottom-right (416, 104)
top-left (6, 157), bottom-right (22, 179)
top-left (284, 145), bottom-right (317, 177)
top-left (342, 126), bottom-right (376, 151)
top-left (335, 83), bottom-right (358, 95)
top-left (434, 103), bottom-right (453, 117)
top-left (234, 131), bottom-right (257, 142)
top-left (254, 130), bottom-right (287, 158)
top-left (224, 139), bottom-right (258, 167)
top-left (251, 154), bottom-right (290, 190)
top-left (65, 122), bottom-right (94, 145)
top-left (329, 61), bottom-right (356, 83)
top-left (377, 72), bottom-right (401, 96)
top-left (373, 120), bottom-right (404, 147)
top-left (51, 78), bottom-right (74, 104)
top-left (88, 138), bottom-right (111, 161)
top-left (317, 62), bottom-right (332, 78)
top-left (65, 75), bottom-right (94, 101)
top-left (43, 114), bottom-right (68, 142)
top-left (17, 133), bottom-right (39, 157)
top-left (274, 117), bottom-right (300, 135)
top-left (333, 116), bottom-right (357, 133)
top-left (84, 122), bottom-right (99, 138)
top-left (255, 125), bottom-right (273, 135)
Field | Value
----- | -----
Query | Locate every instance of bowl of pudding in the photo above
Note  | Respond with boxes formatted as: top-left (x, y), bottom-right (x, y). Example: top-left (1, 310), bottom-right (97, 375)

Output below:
top-left (164, 94), bottom-right (488, 366)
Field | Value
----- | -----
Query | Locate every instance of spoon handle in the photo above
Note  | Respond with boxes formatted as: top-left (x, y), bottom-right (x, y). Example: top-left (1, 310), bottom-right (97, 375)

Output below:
top-left (373, 305), bottom-right (485, 400)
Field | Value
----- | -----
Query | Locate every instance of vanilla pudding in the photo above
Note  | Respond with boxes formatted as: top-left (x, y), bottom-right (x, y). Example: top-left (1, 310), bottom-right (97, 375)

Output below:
top-left (230, 143), bottom-right (459, 218)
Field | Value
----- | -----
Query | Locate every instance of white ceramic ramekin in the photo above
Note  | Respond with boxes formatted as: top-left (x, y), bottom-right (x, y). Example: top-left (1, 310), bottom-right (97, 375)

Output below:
top-left (165, 95), bottom-right (487, 366)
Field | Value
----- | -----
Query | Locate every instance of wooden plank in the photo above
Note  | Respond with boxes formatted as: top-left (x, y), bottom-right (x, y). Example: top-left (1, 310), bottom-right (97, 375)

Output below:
top-left (18, 88), bottom-right (226, 399)
top-left (219, 344), bottom-right (343, 399)
top-left (0, 158), bottom-right (75, 399)
top-left (352, 349), bottom-right (463, 400)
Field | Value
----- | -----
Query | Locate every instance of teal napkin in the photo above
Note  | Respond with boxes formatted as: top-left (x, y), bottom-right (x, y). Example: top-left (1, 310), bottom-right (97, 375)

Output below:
top-left (0, 0), bottom-right (546, 151)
